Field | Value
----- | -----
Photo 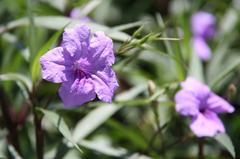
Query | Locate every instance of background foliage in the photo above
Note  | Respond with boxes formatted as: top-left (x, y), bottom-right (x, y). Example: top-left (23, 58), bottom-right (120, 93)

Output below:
top-left (0, 0), bottom-right (240, 158)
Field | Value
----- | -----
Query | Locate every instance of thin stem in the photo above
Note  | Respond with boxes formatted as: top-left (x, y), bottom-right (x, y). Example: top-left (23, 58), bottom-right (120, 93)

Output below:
top-left (30, 84), bottom-right (44, 159)
top-left (147, 81), bottom-right (165, 152)
top-left (0, 87), bottom-right (21, 155)
top-left (151, 103), bottom-right (164, 145)
top-left (159, 133), bottom-right (193, 153)
top-left (198, 139), bottom-right (204, 159)
top-left (33, 110), bottom-right (44, 159)
top-left (146, 123), bottom-right (168, 152)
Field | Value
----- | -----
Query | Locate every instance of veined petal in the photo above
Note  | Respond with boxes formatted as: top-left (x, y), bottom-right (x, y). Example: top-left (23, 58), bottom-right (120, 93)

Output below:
top-left (190, 110), bottom-right (225, 137)
top-left (40, 47), bottom-right (73, 83)
top-left (193, 37), bottom-right (212, 61)
top-left (62, 25), bottom-right (90, 57)
top-left (181, 77), bottom-right (210, 101)
top-left (89, 31), bottom-right (115, 67)
top-left (91, 67), bottom-right (118, 103)
top-left (207, 93), bottom-right (235, 113)
top-left (175, 90), bottom-right (200, 116)
top-left (58, 77), bottom-right (96, 108)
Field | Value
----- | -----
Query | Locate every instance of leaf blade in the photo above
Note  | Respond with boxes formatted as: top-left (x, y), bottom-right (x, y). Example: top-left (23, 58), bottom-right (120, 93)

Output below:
top-left (215, 133), bottom-right (235, 158)
top-left (38, 108), bottom-right (82, 152)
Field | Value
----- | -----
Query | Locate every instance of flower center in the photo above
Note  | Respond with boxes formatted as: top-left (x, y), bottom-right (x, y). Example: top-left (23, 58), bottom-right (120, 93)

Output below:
top-left (199, 108), bottom-right (206, 114)
top-left (73, 62), bottom-right (88, 78)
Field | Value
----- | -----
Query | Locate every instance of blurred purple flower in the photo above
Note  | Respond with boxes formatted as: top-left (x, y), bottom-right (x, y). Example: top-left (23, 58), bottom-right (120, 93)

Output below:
top-left (69, 8), bottom-right (91, 23)
top-left (191, 11), bottom-right (216, 39)
top-left (40, 25), bottom-right (118, 108)
top-left (192, 36), bottom-right (211, 61)
top-left (191, 11), bottom-right (216, 61)
top-left (175, 77), bottom-right (234, 137)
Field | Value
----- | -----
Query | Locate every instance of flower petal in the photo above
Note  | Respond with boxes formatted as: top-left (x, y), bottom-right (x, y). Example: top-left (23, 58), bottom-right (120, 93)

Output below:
top-left (190, 110), bottom-right (225, 137)
top-left (207, 93), bottom-right (235, 113)
top-left (175, 90), bottom-right (200, 116)
top-left (181, 77), bottom-right (210, 100)
top-left (191, 11), bottom-right (216, 39)
top-left (91, 67), bottom-right (118, 103)
top-left (193, 37), bottom-right (212, 61)
top-left (58, 77), bottom-right (96, 108)
top-left (62, 25), bottom-right (90, 57)
top-left (89, 31), bottom-right (115, 67)
top-left (40, 47), bottom-right (73, 83)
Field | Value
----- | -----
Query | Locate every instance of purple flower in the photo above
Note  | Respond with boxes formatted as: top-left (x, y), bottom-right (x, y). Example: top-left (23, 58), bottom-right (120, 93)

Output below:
top-left (69, 8), bottom-right (91, 23)
top-left (40, 25), bottom-right (118, 108)
top-left (175, 77), bottom-right (234, 137)
top-left (191, 11), bottom-right (216, 39)
top-left (191, 11), bottom-right (216, 61)
top-left (192, 36), bottom-right (211, 61)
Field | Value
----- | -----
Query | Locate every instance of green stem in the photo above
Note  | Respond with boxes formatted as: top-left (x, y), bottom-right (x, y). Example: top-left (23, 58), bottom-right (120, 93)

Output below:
top-left (198, 139), bottom-right (204, 159)
top-left (34, 110), bottom-right (44, 159)
top-left (30, 85), bottom-right (44, 159)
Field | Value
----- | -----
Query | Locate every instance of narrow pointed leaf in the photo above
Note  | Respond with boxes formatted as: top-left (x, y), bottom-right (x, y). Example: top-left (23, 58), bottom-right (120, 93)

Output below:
top-left (215, 133), bottom-right (235, 158)
top-left (38, 108), bottom-right (82, 152)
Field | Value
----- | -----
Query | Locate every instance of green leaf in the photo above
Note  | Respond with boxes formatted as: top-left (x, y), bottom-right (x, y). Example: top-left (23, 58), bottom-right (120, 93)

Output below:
top-left (72, 85), bottom-right (146, 142)
top-left (7, 145), bottom-right (22, 159)
top-left (0, 73), bottom-right (32, 98)
top-left (38, 108), bottom-right (82, 152)
top-left (215, 133), bottom-right (235, 158)
top-left (0, 16), bottom-right (132, 42)
top-left (111, 21), bottom-right (143, 31)
top-left (80, 0), bottom-right (104, 16)
top-left (79, 139), bottom-right (127, 157)
top-left (209, 57), bottom-right (240, 90)
top-left (107, 119), bottom-right (148, 149)
top-left (188, 48), bottom-right (204, 82)
top-left (30, 27), bottom-right (64, 82)
top-left (206, 33), bottom-right (237, 83)
top-left (156, 13), bottom-right (185, 80)
top-left (72, 104), bottom-right (120, 142)
top-left (27, 0), bottom-right (37, 61)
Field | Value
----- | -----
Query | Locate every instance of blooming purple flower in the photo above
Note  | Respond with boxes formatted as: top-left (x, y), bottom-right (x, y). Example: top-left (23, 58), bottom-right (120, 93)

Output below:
top-left (40, 25), bottom-right (118, 108)
top-left (175, 77), bottom-right (234, 137)
top-left (191, 11), bottom-right (216, 61)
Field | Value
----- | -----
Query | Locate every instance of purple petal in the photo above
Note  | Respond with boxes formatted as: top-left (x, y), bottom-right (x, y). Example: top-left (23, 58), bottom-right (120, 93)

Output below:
top-left (62, 25), bottom-right (90, 57)
top-left (181, 77), bottom-right (210, 100)
top-left (69, 8), bottom-right (92, 22)
top-left (89, 32), bottom-right (115, 67)
top-left (40, 47), bottom-right (73, 83)
top-left (175, 90), bottom-right (200, 116)
top-left (190, 110), bottom-right (225, 137)
top-left (191, 11), bottom-right (216, 39)
top-left (58, 77), bottom-right (96, 108)
top-left (193, 37), bottom-right (212, 61)
top-left (69, 8), bottom-right (81, 18)
top-left (91, 67), bottom-right (118, 103)
top-left (207, 93), bottom-right (235, 113)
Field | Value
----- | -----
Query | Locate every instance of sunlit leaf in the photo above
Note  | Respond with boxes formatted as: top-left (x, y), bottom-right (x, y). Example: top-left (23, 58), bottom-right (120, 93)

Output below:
top-left (0, 16), bottom-right (132, 42)
top-left (0, 73), bottom-right (32, 98)
top-left (209, 58), bottom-right (240, 89)
top-left (79, 139), bottom-right (127, 157)
top-left (7, 145), bottom-right (22, 159)
top-left (72, 85), bottom-right (146, 142)
top-left (215, 133), bottom-right (235, 158)
top-left (188, 49), bottom-right (204, 82)
top-left (38, 108), bottom-right (82, 152)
